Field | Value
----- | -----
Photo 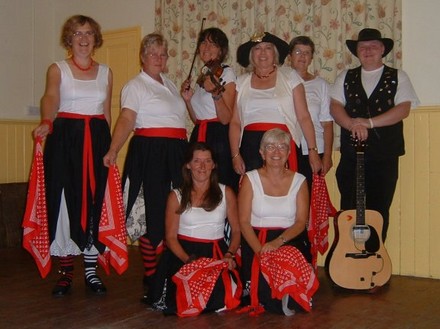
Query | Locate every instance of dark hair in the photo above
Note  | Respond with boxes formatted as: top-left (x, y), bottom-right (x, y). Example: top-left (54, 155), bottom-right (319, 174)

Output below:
top-left (60, 15), bottom-right (103, 50)
top-left (288, 35), bottom-right (315, 56)
top-left (197, 28), bottom-right (229, 62)
top-left (177, 142), bottom-right (222, 214)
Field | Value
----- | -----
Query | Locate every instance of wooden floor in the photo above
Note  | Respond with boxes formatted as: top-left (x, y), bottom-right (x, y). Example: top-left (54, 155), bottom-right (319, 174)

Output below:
top-left (1, 246), bottom-right (439, 329)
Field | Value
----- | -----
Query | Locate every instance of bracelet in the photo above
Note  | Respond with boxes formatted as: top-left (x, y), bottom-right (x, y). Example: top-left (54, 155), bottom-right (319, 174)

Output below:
top-left (224, 251), bottom-right (236, 259)
top-left (279, 235), bottom-right (287, 245)
top-left (308, 147), bottom-right (318, 152)
top-left (368, 118), bottom-right (374, 129)
top-left (41, 119), bottom-right (53, 134)
top-left (231, 152), bottom-right (240, 159)
top-left (212, 93), bottom-right (223, 101)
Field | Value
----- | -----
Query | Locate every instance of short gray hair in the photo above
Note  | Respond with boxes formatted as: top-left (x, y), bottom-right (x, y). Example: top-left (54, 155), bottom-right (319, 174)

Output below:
top-left (259, 128), bottom-right (291, 151)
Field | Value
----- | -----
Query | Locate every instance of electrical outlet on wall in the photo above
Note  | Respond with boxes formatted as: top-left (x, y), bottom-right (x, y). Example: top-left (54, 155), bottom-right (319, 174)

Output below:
top-left (27, 106), bottom-right (40, 116)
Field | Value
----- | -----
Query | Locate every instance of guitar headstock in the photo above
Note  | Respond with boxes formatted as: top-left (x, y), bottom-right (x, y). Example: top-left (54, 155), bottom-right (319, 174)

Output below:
top-left (351, 136), bottom-right (367, 152)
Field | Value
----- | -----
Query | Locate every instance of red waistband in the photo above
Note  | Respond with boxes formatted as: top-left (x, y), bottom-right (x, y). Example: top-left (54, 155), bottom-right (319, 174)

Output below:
top-left (178, 235), bottom-right (222, 243)
top-left (57, 112), bottom-right (106, 120)
top-left (135, 127), bottom-right (187, 139)
top-left (244, 123), bottom-right (289, 132)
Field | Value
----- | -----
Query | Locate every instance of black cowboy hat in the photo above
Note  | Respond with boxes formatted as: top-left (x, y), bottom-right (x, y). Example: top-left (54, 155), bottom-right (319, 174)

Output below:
top-left (346, 28), bottom-right (394, 58)
top-left (236, 32), bottom-right (290, 68)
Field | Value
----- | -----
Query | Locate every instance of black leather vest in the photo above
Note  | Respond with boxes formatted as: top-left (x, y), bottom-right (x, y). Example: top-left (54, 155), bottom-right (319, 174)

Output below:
top-left (341, 65), bottom-right (404, 159)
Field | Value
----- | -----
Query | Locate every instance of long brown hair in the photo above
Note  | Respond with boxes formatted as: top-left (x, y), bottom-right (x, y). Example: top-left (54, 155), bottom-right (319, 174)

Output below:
top-left (177, 142), bottom-right (222, 214)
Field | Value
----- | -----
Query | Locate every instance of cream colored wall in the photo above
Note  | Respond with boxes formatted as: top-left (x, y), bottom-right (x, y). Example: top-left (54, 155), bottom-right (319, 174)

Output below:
top-left (0, 0), bottom-right (438, 118)
top-left (402, 0), bottom-right (440, 106)
top-left (0, 0), bottom-right (156, 119)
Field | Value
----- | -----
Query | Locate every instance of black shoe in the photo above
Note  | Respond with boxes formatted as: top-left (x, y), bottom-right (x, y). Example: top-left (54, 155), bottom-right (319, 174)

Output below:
top-left (140, 293), bottom-right (151, 305)
top-left (52, 276), bottom-right (72, 297)
top-left (85, 275), bottom-right (107, 295)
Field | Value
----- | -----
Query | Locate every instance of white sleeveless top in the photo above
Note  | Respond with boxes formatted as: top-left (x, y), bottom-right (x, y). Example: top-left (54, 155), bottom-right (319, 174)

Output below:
top-left (190, 66), bottom-right (236, 120)
top-left (56, 60), bottom-right (109, 115)
top-left (175, 184), bottom-right (227, 240)
top-left (246, 169), bottom-right (305, 228)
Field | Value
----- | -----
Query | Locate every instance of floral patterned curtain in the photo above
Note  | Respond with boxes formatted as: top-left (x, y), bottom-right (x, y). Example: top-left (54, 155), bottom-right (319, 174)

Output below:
top-left (154, 0), bottom-right (401, 86)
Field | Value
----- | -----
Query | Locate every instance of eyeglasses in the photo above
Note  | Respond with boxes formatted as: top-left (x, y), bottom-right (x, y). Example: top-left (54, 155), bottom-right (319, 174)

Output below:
top-left (264, 143), bottom-right (289, 152)
top-left (72, 31), bottom-right (95, 38)
top-left (292, 49), bottom-right (312, 56)
top-left (147, 53), bottom-right (169, 60)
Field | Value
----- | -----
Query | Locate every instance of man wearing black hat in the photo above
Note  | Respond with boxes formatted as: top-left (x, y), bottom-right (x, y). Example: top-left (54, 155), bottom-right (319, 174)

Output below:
top-left (330, 28), bottom-right (419, 241)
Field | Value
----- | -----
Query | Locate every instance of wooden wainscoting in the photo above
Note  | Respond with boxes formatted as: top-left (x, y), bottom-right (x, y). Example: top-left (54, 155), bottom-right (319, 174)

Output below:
top-left (320, 106), bottom-right (440, 280)
top-left (0, 120), bottom-right (38, 183)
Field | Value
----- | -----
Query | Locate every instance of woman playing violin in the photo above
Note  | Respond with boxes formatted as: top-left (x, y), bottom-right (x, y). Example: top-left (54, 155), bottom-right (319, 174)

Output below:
top-left (181, 28), bottom-right (239, 192)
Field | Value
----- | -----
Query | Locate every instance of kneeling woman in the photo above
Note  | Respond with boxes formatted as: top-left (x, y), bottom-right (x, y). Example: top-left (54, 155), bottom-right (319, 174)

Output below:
top-left (238, 128), bottom-right (319, 316)
top-left (148, 142), bottom-right (242, 316)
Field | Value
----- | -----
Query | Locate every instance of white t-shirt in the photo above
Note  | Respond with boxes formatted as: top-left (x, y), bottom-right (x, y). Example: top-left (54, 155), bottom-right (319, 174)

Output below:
top-left (176, 184), bottom-right (227, 240)
top-left (301, 76), bottom-right (333, 155)
top-left (191, 66), bottom-right (236, 120)
top-left (121, 71), bottom-right (187, 129)
top-left (330, 66), bottom-right (420, 109)
top-left (246, 169), bottom-right (305, 229)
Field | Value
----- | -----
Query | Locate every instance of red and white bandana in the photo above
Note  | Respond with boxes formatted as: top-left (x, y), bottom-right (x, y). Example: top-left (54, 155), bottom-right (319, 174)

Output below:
top-left (308, 173), bottom-right (337, 271)
top-left (98, 165), bottom-right (129, 275)
top-left (22, 138), bottom-right (51, 278)
top-left (173, 257), bottom-right (230, 317)
top-left (259, 245), bottom-right (319, 312)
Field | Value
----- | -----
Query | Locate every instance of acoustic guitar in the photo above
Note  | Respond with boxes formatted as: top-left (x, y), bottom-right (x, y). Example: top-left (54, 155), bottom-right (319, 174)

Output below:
top-left (325, 139), bottom-right (392, 290)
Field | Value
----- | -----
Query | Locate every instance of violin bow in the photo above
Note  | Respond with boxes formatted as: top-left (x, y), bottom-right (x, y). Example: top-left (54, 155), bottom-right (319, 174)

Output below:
top-left (185, 18), bottom-right (206, 89)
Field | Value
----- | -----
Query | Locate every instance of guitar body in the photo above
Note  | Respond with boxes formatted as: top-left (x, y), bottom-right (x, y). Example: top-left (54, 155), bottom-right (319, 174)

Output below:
top-left (326, 209), bottom-right (392, 290)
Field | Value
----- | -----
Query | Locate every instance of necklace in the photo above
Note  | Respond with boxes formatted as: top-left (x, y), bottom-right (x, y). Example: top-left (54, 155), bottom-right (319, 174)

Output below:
top-left (71, 57), bottom-right (94, 71)
top-left (254, 66), bottom-right (276, 79)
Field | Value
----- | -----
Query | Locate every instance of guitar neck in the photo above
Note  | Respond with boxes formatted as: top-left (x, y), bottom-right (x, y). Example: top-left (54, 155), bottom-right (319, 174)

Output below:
top-left (356, 151), bottom-right (366, 226)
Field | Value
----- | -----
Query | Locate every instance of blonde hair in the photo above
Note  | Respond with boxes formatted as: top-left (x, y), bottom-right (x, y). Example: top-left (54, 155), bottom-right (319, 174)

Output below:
top-left (139, 33), bottom-right (168, 65)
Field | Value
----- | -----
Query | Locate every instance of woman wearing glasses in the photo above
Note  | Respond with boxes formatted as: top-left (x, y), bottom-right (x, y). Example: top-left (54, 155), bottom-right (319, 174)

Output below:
top-left (289, 36), bottom-right (334, 189)
top-left (238, 128), bottom-right (318, 316)
top-left (32, 15), bottom-right (113, 296)
top-left (103, 33), bottom-right (188, 303)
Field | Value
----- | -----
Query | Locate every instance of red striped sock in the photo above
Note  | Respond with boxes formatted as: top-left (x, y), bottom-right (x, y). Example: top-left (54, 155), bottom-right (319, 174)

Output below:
top-left (138, 236), bottom-right (157, 278)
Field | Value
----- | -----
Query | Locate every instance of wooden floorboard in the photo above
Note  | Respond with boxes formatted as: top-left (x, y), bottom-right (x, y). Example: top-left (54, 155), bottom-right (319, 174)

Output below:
top-left (1, 246), bottom-right (439, 329)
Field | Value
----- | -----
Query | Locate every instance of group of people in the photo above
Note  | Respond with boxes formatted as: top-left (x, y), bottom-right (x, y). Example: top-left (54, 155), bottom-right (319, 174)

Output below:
top-left (30, 13), bottom-right (419, 317)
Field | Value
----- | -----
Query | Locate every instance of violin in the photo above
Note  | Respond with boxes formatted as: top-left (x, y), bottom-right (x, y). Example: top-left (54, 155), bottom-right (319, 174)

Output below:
top-left (196, 60), bottom-right (226, 94)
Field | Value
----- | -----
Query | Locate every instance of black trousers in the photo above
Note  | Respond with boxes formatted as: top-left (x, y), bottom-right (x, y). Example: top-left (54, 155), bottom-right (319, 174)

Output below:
top-left (336, 154), bottom-right (399, 241)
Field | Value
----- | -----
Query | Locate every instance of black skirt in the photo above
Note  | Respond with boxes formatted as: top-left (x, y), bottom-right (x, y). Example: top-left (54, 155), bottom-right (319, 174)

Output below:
top-left (44, 116), bottom-right (110, 253)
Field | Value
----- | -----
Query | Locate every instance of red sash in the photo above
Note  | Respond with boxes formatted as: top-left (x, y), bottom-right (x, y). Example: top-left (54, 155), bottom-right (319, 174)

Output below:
top-left (56, 112), bottom-right (106, 231)
top-left (135, 127), bottom-right (187, 139)
top-left (244, 123), bottom-right (297, 171)
top-left (196, 118), bottom-right (220, 142)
